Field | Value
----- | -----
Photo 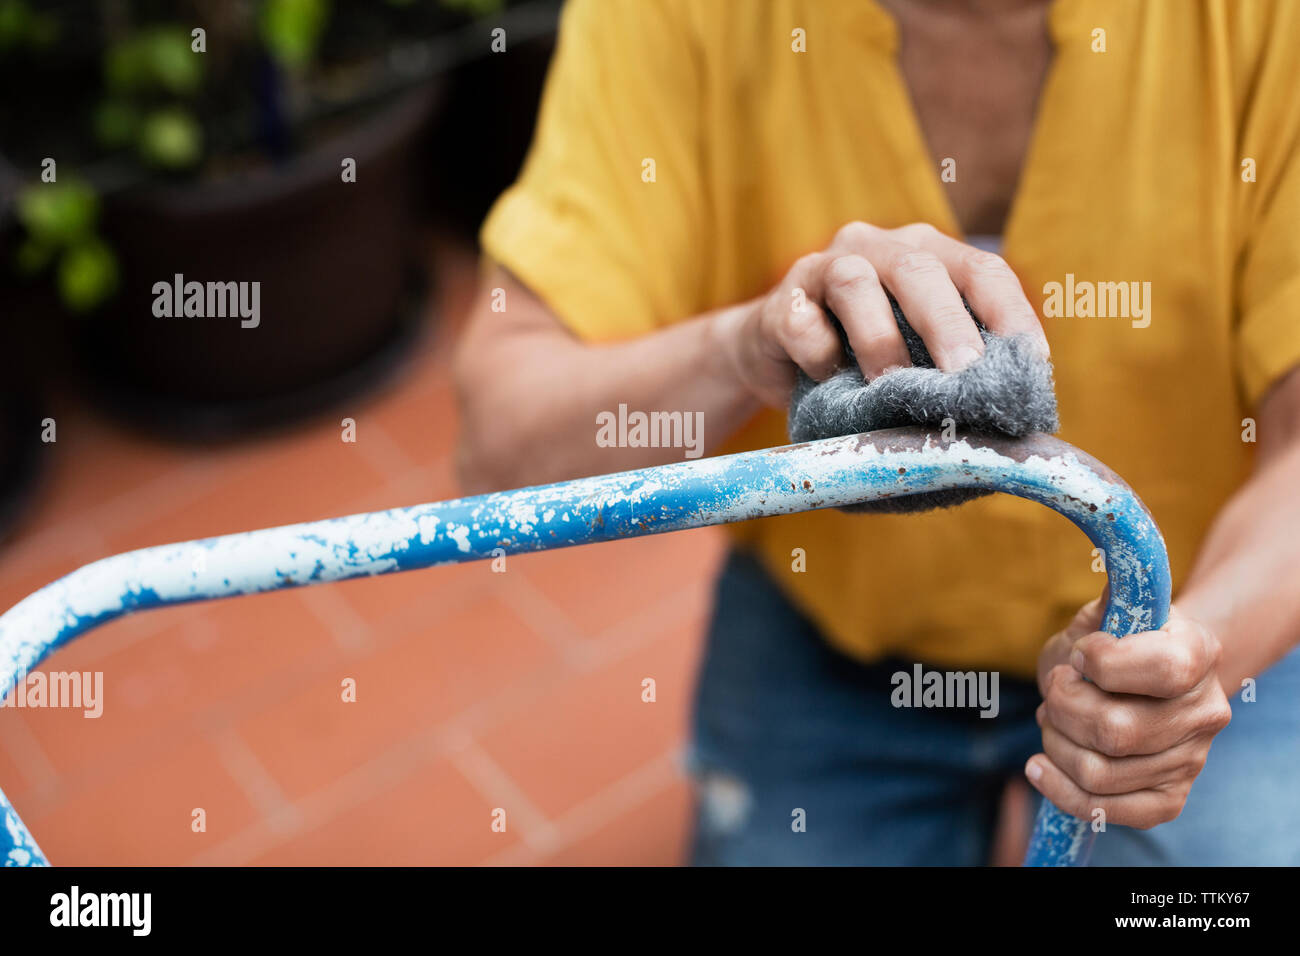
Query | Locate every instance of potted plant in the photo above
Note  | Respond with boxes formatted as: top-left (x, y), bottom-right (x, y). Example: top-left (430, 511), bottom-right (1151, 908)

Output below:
top-left (1, 0), bottom-right (503, 439)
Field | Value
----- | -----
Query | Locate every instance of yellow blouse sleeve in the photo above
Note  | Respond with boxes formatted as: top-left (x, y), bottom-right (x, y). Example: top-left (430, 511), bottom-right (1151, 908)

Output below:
top-left (1235, 5), bottom-right (1300, 408)
top-left (479, 0), bottom-right (707, 342)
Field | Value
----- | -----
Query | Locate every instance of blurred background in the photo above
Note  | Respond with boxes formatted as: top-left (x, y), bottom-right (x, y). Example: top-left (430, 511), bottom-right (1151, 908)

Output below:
top-left (0, 0), bottom-right (724, 865)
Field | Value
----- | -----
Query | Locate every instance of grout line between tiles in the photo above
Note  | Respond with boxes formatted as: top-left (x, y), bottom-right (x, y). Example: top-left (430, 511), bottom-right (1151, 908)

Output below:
top-left (446, 737), bottom-right (560, 854)
top-left (481, 747), bottom-right (684, 866)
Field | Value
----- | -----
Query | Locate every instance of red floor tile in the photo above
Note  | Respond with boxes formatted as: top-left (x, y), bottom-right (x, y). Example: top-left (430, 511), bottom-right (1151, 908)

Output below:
top-left (0, 711), bottom-right (40, 802)
top-left (514, 528), bottom-right (724, 642)
top-left (541, 774), bottom-right (693, 866)
top-left (329, 548), bottom-right (483, 632)
top-left (0, 545), bottom-right (103, 619)
top-left (234, 595), bottom-right (557, 801)
top-left (361, 371), bottom-right (461, 473)
top-left (103, 427), bottom-right (391, 554)
top-left (35, 418), bottom-right (193, 521)
top-left (250, 754), bottom-right (519, 866)
top-left (14, 590), bottom-right (337, 785)
top-left (23, 735), bottom-right (259, 866)
top-left (475, 616), bottom-right (703, 820)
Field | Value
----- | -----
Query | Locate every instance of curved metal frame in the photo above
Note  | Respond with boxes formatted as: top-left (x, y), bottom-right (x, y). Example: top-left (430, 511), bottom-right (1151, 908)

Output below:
top-left (0, 427), bottom-right (1170, 867)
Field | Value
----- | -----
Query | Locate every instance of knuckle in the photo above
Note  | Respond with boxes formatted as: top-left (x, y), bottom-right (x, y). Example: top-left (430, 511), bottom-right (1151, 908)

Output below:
top-left (1157, 794), bottom-right (1188, 825)
top-left (1096, 706), bottom-right (1138, 756)
top-left (834, 221), bottom-right (875, 247)
top-left (1207, 698), bottom-right (1233, 733)
top-left (778, 304), bottom-right (819, 342)
top-left (1162, 642), bottom-right (1201, 695)
top-left (1076, 750), bottom-right (1112, 793)
top-left (894, 221), bottom-right (940, 244)
top-left (792, 251), bottom-right (826, 276)
top-left (1181, 750), bottom-right (1209, 782)
top-left (1202, 627), bottom-right (1225, 668)
top-left (963, 248), bottom-right (1014, 280)
top-left (1046, 663), bottom-right (1074, 693)
top-left (823, 254), bottom-right (878, 293)
top-left (1120, 794), bottom-right (1182, 830)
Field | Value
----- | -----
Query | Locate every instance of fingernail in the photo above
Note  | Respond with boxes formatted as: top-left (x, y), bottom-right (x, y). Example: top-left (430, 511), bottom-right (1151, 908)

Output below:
top-left (1070, 648), bottom-right (1085, 672)
top-left (949, 345), bottom-right (982, 370)
top-left (1025, 759), bottom-right (1043, 783)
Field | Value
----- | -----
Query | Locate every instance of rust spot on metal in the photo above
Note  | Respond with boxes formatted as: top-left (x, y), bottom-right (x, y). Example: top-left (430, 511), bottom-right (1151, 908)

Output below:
top-left (764, 427), bottom-right (1157, 524)
top-left (802, 480), bottom-right (812, 491)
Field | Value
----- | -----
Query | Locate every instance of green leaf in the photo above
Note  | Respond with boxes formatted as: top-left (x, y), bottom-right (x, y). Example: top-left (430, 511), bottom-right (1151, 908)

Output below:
top-left (0, 0), bottom-right (30, 53)
top-left (106, 27), bottom-right (202, 95)
top-left (138, 108), bottom-right (203, 168)
top-left (146, 26), bottom-right (203, 94)
top-left (94, 98), bottom-right (141, 149)
top-left (58, 239), bottom-right (119, 312)
top-left (15, 180), bottom-right (99, 245)
top-left (259, 0), bottom-right (330, 69)
top-left (105, 35), bottom-right (151, 92)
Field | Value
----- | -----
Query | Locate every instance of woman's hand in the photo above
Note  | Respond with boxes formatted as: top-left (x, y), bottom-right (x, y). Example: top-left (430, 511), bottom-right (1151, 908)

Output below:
top-left (712, 221), bottom-right (1050, 408)
top-left (1028, 597), bottom-right (1233, 829)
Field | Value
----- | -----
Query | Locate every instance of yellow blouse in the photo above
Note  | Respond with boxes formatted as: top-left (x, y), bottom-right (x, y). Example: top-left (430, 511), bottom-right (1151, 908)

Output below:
top-left (482, 0), bottom-right (1300, 677)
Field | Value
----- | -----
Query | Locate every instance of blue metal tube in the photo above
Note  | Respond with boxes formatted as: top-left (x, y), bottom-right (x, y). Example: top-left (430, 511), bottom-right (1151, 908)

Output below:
top-left (0, 427), bottom-right (1169, 867)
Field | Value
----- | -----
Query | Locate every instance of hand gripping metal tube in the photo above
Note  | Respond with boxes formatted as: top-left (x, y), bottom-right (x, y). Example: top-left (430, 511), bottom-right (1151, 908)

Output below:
top-left (0, 427), bottom-right (1169, 867)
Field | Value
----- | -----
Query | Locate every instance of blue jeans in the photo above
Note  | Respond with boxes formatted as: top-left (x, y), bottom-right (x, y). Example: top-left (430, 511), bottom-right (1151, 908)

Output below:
top-left (688, 550), bottom-right (1300, 866)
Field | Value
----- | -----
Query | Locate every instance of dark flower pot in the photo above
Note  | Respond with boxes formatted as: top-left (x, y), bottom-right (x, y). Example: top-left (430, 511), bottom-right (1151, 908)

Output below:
top-left (0, 203), bottom-right (58, 545)
top-left (0, 386), bottom-right (45, 546)
top-left (426, 13), bottom-right (556, 236)
top-left (78, 83), bottom-right (439, 440)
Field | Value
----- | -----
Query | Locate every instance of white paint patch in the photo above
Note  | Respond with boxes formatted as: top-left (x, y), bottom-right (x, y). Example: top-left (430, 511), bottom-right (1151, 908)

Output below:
top-left (447, 525), bottom-right (471, 553)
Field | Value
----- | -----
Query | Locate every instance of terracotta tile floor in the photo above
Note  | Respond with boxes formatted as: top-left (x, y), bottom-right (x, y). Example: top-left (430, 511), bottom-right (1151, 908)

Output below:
top-left (0, 238), bottom-right (725, 866)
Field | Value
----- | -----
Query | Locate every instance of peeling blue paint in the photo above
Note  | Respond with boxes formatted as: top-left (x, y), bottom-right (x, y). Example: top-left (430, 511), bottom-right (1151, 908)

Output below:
top-left (0, 427), bottom-right (1169, 867)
